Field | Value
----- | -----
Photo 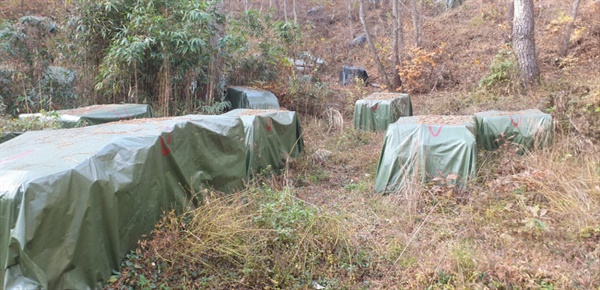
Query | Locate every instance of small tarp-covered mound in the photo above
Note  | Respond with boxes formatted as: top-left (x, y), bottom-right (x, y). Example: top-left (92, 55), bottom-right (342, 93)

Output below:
top-left (375, 115), bottom-right (477, 193)
top-left (353, 93), bottom-right (413, 131)
top-left (19, 104), bottom-right (153, 128)
top-left (225, 86), bottom-right (280, 110)
top-left (223, 109), bottom-right (303, 176)
top-left (474, 109), bottom-right (553, 151)
top-left (0, 115), bottom-right (247, 289)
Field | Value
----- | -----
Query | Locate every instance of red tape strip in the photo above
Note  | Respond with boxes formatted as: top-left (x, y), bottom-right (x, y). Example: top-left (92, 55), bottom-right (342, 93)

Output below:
top-left (428, 125), bottom-right (443, 137)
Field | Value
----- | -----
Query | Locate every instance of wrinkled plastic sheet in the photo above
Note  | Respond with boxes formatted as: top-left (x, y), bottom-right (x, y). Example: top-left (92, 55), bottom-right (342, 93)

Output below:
top-left (223, 109), bottom-right (304, 176)
top-left (19, 104), bottom-right (153, 128)
top-left (375, 115), bottom-right (477, 193)
top-left (353, 93), bottom-right (413, 131)
top-left (474, 109), bottom-right (553, 151)
top-left (225, 86), bottom-right (280, 110)
top-left (0, 115), bottom-right (247, 289)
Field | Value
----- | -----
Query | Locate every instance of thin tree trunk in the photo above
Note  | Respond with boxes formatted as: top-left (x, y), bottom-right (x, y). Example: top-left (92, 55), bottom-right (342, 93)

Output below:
top-left (293, 0), bottom-right (297, 22)
top-left (410, 0), bottom-right (423, 47)
top-left (392, 0), bottom-right (403, 90)
top-left (348, 0), bottom-right (354, 39)
top-left (513, 0), bottom-right (540, 87)
top-left (283, 0), bottom-right (288, 21)
top-left (360, 0), bottom-right (392, 89)
top-left (505, 0), bottom-right (514, 43)
top-left (560, 0), bottom-right (582, 56)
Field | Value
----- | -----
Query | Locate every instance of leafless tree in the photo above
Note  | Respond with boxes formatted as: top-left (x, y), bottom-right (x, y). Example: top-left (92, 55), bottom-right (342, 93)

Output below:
top-left (359, 0), bottom-right (392, 89)
top-left (392, 0), bottom-right (404, 89)
top-left (560, 0), bottom-right (582, 56)
top-left (410, 0), bottom-right (424, 47)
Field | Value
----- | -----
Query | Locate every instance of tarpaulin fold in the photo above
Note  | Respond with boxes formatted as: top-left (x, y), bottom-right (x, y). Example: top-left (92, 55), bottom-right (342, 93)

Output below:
top-left (223, 109), bottom-right (303, 177)
top-left (375, 115), bottom-right (477, 193)
top-left (225, 87), bottom-right (280, 110)
top-left (353, 93), bottom-right (412, 132)
top-left (0, 115), bottom-right (246, 289)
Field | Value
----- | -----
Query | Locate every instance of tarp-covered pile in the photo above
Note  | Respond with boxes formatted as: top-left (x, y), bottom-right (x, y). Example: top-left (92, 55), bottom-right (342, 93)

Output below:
top-left (474, 109), bottom-right (553, 151)
top-left (0, 115), bottom-right (247, 289)
top-left (225, 86), bottom-right (280, 110)
top-left (375, 115), bottom-right (477, 193)
top-left (223, 109), bottom-right (303, 176)
top-left (19, 104), bottom-right (153, 128)
top-left (354, 93), bottom-right (413, 131)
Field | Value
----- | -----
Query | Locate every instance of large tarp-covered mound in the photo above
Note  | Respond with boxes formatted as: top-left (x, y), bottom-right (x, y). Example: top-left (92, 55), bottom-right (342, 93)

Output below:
top-left (353, 93), bottom-right (413, 132)
top-left (223, 109), bottom-right (304, 176)
top-left (19, 104), bottom-right (153, 128)
top-left (375, 115), bottom-right (477, 193)
top-left (0, 115), bottom-right (247, 289)
top-left (225, 86), bottom-right (280, 110)
top-left (474, 109), bottom-right (553, 151)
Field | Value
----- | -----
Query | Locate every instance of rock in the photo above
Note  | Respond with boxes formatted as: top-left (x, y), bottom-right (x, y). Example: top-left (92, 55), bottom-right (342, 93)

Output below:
top-left (307, 6), bottom-right (323, 16)
top-left (340, 66), bottom-right (369, 86)
top-left (348, 35), bottom-right (367, 48)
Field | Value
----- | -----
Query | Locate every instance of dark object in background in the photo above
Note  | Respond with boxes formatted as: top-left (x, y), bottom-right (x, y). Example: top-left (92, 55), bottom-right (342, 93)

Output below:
top-left (348, 35), bottom-right (367, 48)
top-left (340, 66), bottom-right (369, 86)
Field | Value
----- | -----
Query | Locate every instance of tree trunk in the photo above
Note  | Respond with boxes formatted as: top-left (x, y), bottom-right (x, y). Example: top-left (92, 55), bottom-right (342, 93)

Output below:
top-left (392, 0), bottom-right (403, 90)
top-left (410, 0), bottom-right (423, 47)
top-left (560, 0), bottom-right (582, 56)
top-left (513, 0), bottom-right (540, 87)
top-left (360, 0), bottom-right (392, 89)
top-left (293, 0), bottom-right (298, 22)
top-left (504, 0), bottom-right (514, 43)
top-left (347, 0), bottom-right (355, 39)
top-left (283, 0), bottom-right (288, 21)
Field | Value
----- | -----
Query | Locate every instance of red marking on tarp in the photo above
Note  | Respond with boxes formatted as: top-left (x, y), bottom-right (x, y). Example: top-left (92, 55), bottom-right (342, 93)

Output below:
top-left (509, 115), bottom-right (522, 127)
top-left (112, 110), bottom-right (124, 120)
top-left (266, 118), bottom-right (272, 132)
top-left (160, 136), bottom-right (171, 155)
top-left (0, 149), bottom-right (35, 165)
top-left (428, 125), bottom-right (443, 137)
top-left (371, 103), bottom-right (379, 111)
top-left (123, 107), bottom-right (130, 118)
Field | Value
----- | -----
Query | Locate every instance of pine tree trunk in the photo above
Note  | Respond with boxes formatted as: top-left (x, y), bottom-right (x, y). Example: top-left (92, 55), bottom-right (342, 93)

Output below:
top-left (513, 0), bottom-right (540, 87)
top-left (360, 0), bottom-right (392, 89)
top-left (560, 0), bottom-right (582, 56)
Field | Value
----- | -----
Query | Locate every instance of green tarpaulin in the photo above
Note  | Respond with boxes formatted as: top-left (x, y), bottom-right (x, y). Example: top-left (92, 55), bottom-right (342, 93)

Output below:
top-left (375, 115), bottom-right (477, 193)
top-left (0, 115), bottom-right (247, 289)
top-left (225, 86), bottom-right (280, 110)
top-left (223, 109), bottom-right (303, 177)
top-left (19, 104), bottom-right (153, 128)
top-left (474, 109), bottom-right (553, 151)
top-left (353, 93), bottom-right (412, 131)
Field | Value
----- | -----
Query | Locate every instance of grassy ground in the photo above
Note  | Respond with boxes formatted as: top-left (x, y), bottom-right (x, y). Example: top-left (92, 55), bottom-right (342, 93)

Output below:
top-left (106, 116), bottom-right (599, 289)
top-left (105, 0), bottom-right (599, 289)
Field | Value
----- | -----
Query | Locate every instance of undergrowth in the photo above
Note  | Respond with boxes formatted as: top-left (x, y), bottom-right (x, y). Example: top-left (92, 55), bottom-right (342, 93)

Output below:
top-left (106, 187), bottom-right (369, 289)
